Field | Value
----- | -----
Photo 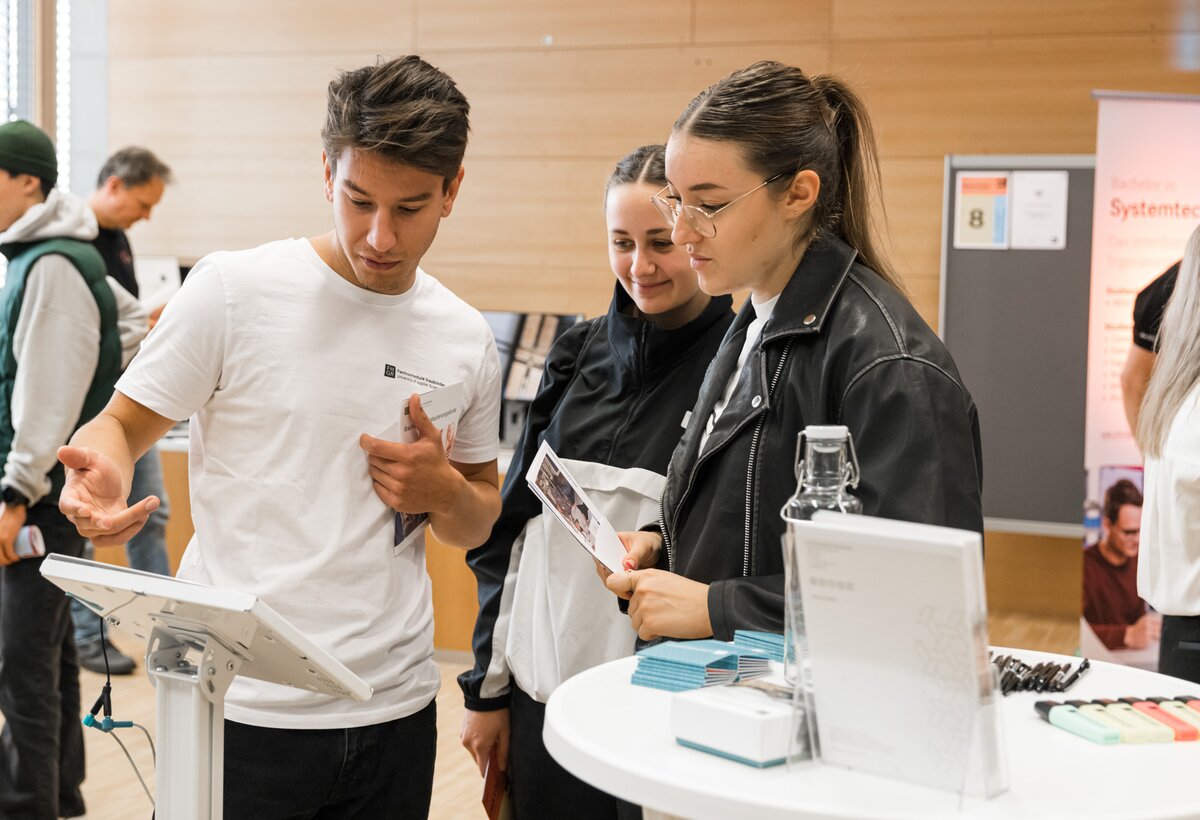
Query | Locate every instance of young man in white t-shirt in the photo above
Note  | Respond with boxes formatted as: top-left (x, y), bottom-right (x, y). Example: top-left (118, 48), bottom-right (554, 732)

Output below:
top-left (57, 55), bottom-right (502, 818)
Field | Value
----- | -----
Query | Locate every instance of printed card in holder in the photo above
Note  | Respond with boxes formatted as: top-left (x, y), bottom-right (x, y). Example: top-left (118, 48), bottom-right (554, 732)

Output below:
top-left (376, 381), bottom-right (465, 556)
top-left (794, 511), bottom-right (1007, 799)
top-left (524, 440), bottom-right (627, 572)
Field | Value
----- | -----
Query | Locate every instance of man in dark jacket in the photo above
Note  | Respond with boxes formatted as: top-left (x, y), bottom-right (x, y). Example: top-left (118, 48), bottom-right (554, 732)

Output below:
top-left (71, 146), bottom-right (174, 675)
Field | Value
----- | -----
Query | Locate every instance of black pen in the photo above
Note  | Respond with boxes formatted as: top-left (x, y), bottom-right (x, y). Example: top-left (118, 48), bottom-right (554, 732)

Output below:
top-left (1060, 658), bottom-right (1091, 692)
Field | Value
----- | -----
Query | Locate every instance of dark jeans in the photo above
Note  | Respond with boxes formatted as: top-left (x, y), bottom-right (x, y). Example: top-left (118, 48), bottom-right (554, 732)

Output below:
top-left (224, 699), bottom-right (436, 819)
top-left (0, 505), bottom-right (86, 819)
top-left (1160, 614), bottom-right (1200, 685)
top-left (509, 685), bottom-right (640, 820)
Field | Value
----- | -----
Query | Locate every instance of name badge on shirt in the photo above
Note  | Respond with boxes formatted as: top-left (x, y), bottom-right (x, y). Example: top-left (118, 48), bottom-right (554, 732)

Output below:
top-left (682, 410), bottom-right (692, 430)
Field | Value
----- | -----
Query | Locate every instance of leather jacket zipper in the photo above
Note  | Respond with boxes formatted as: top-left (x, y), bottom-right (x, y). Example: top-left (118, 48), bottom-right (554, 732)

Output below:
top-left (742, 339), bottom-right (794, 577)
top-left (663, 338), bottom-right (794, 576)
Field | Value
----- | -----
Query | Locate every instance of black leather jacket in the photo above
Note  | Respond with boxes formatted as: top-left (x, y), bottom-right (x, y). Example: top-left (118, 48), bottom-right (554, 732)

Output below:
top-left (657, 234), bottom-right (984, 640)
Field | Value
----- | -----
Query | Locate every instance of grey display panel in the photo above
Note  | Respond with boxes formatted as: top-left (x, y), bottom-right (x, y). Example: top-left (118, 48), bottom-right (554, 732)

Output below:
top-left (940, 156), bottom-right (1094, 534)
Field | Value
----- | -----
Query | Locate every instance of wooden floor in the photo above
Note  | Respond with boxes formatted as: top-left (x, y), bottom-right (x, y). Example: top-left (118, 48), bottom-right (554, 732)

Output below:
top-left (9, 611), bottom-right (1076, 819)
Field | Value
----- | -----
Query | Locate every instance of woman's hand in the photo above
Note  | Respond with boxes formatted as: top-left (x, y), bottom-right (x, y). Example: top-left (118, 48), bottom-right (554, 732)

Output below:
top-left (460, 707), bottom-right (510, 776)
top-left (595, 529), bottom-right (663, 587)
top-left (605, 568), bottom-right (712, 641)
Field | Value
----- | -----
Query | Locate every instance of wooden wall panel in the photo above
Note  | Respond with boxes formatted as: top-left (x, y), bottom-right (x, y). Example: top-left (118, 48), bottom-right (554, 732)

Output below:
top-left (423, 156), bottom-right (615, 314)
top-left (833, 34), bottom-right (1200, 160)
top-left (833, 0), bottom-right (1199, 40)
top-left (423, 263), bottom-right (614, 316)
top-left (425, 532), bottom-right (479, 653)
top-left (984, 532), bottom-right (1082, 618)
top-left (109, 0), bottom-right (416, 57)
top-left (429, 45), bottom-right (829, 159)
top-left (877, 157), bottom-right (946, 326)
top-left (692, 0), bottom-right (832, 44)
top-left (416, 0), bottom-right (691, 49)
top-left (111, 52), bottom-right (373, 260)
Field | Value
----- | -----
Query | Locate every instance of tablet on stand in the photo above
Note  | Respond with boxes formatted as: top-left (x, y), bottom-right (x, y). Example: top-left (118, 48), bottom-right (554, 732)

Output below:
top-left (41, 555), bottom-right (372, 820)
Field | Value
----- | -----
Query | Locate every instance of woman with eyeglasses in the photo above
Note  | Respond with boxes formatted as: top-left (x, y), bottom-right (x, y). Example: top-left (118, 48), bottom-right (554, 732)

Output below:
top-left (602, 62), bottom-right (983, 643)
top-left (458, 145), bottom-right (734, 818)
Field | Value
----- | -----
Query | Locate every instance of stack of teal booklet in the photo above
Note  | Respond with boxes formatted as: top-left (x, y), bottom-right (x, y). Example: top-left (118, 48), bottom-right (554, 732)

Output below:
top-left (631, 639), bottom-right (772, 692)
top-left (732, 630), bottom-right (787, 664)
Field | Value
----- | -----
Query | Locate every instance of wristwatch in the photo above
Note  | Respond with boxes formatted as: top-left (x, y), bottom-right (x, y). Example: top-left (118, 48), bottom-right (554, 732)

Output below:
top-left (2, 485), bottom-right (29, 508)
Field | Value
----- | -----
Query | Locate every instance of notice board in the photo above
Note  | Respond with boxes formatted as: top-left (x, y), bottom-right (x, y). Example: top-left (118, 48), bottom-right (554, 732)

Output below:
top-left (939, 155), bottom-right (1094, 536)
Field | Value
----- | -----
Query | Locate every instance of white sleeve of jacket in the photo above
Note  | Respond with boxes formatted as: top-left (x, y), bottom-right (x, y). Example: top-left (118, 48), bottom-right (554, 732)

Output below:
top-left (108, 276), bottom-right (148, 369)
top-left (3, 256), bottom-right (102, 505)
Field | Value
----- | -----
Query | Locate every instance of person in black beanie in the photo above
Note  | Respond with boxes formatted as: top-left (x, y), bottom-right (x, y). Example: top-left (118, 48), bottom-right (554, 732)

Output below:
top-left (0, 119), bottom-right (121, 819)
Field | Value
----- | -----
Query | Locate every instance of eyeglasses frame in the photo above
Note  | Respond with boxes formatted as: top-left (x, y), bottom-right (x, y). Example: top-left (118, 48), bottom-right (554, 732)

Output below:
top-left (651, 168), bottom-right (797, 238)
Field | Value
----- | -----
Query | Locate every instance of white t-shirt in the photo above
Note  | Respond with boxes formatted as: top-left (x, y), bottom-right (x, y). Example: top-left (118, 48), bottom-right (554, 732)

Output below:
top-left (699, 293), bottom-right (780, 453)
top-left (1140, 382), bottom-right (1200, 616)
top-left (117, 238), bottom-right (502, 729)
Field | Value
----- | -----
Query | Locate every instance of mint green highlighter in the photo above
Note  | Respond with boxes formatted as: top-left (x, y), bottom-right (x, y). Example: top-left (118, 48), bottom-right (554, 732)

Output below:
top-left (1035, 701), bottom-right (1120, 744)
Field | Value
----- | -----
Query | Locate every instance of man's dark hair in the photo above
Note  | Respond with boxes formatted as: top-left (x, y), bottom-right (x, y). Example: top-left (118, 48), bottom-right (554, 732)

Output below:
top-left (1103, 479), bottom-right (1143, 523)
top-left (322, 55), bottom-right (470, 187)
top-left (0, 167), bottom-right (52, 199)
top-left (96, 147), bottom-right (173, 188)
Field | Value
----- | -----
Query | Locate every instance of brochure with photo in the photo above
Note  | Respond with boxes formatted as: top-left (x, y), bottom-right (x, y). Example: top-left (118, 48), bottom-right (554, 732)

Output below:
top-left (376, 381), bottom-right (465, 555)
top-left (524, 440), bottom-right (627, 572)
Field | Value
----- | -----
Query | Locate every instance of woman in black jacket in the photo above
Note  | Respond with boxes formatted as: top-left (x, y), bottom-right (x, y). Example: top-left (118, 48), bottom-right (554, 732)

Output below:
top-left (458, 145), bottom-right (734, 818)
top-left (605, 62), bottom-right (983, 643)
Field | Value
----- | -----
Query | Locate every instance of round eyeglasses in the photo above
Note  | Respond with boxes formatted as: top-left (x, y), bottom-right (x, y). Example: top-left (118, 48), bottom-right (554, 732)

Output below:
top-left (651, 169), bottom-right (796, 238)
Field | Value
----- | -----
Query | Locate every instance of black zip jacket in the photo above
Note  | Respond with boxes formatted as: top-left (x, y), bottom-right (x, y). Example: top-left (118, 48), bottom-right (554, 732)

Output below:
top-left (658, 234), bottom-right (984, 640)
top-left (458, 286), bottom-right (735, 710)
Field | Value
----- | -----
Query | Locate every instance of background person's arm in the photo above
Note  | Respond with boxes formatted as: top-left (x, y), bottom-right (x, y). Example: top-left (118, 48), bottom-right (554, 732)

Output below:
top-left (1120, 346), bottom-right (1155, 437)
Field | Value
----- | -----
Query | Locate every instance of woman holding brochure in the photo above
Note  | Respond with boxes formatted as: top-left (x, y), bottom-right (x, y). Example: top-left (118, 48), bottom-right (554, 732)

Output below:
top-left (458, 145), bottom-right (735, 817)
top-left (604, 62), bottom-right (983, 642)
top-left (1137, 222), bottom-right (1200, 683)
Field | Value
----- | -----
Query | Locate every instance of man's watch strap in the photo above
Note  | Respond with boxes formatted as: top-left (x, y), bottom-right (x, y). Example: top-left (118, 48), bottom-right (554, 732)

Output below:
top-left (2, 485), bottom-right (29, 508)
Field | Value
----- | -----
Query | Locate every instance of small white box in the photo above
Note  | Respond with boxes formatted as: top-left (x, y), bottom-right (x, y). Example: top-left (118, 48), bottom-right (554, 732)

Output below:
top-left (671, 683), bottom-right (792, 768)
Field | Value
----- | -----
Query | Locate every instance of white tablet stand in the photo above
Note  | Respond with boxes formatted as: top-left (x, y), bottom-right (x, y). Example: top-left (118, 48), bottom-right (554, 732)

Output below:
top-left (40, 555), bottom-right (372, 820)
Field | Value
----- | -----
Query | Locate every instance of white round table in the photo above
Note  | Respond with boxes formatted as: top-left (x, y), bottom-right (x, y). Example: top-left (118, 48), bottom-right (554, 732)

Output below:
top-left (544, 650), bottom-right (1200, 819)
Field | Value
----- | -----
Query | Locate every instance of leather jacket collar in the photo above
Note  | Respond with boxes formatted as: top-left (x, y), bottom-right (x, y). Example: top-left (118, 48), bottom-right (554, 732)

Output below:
top-left (724, 233), bottom-right (859, 345)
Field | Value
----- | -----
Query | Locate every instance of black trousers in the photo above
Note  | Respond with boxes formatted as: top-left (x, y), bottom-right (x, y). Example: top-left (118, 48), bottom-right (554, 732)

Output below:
top-left (223, 699), bottom-right (437, 819)
top-left (1160, 614), bottom-right (1200, 685)
top-left (510, 685), bottom-right (640, 820)
top-left (0, 505), bottom-right (86, 820)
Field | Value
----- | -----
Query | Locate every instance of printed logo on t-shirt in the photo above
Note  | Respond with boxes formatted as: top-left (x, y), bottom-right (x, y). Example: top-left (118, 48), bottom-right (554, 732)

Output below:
top-left (384, 364), bottom-right (396, 378)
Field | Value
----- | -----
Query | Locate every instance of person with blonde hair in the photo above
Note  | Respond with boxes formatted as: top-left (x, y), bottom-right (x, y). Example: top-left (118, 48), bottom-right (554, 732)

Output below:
top-left (1137, 221), bottom-right (1200, 683)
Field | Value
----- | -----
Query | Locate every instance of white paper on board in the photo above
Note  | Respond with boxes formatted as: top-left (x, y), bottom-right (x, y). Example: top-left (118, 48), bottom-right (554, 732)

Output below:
top-left (1010, 171), bottom-right (1069, 250)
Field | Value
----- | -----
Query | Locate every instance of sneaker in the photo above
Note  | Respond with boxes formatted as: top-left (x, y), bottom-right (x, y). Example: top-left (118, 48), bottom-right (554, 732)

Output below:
top-left (76, 638), bottom-right (136, 676)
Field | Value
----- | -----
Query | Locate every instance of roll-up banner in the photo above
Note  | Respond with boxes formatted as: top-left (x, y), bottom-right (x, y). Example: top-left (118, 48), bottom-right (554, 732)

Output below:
top-left (1085, 91), bottom-right (1200, 523)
